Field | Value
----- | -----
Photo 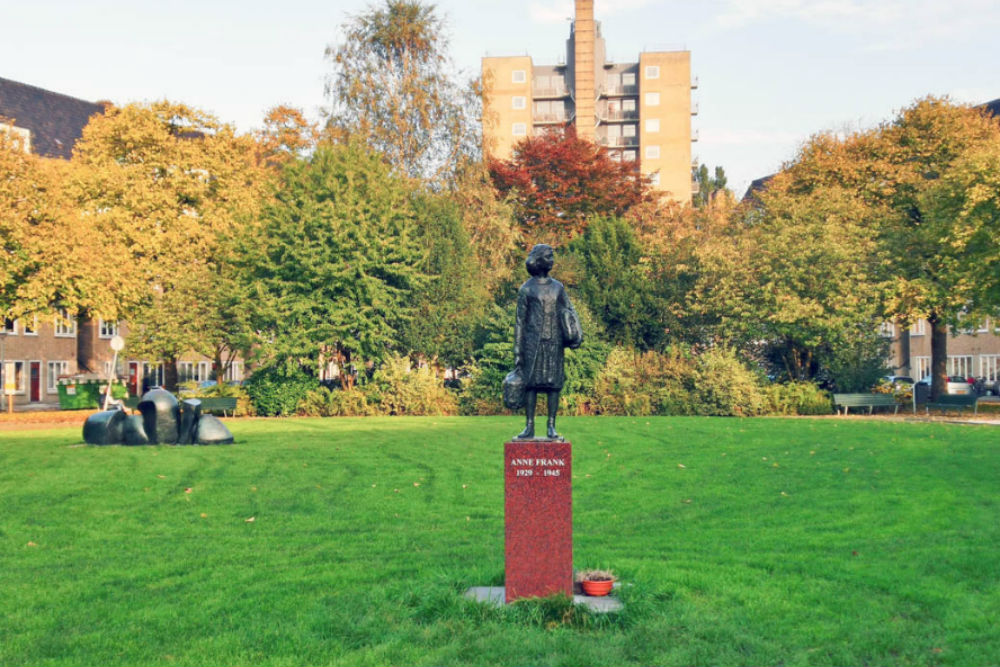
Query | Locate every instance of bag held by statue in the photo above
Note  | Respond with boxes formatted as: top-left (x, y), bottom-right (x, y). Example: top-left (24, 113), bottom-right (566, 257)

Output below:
top-left (503, 368), bottom-right (526, 410)
top-left (560, 306), bottom-right (583, 349)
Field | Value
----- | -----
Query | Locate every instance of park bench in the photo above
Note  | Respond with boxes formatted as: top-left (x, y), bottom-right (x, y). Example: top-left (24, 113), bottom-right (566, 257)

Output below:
top-left (197, 397), bottom-right (238, 417)
top-left (832, 393), bottom-right (900, 415)
top-left (923, 394), bottom-right (979, 416)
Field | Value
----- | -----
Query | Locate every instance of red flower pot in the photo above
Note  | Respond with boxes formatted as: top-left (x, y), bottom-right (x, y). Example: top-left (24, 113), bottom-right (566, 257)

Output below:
top-left (581, 579), bottom-right (614, 597)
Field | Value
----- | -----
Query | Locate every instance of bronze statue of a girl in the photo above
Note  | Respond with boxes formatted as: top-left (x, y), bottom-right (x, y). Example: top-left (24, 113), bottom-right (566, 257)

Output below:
top-left (504, 244), bottom-right (583, 440)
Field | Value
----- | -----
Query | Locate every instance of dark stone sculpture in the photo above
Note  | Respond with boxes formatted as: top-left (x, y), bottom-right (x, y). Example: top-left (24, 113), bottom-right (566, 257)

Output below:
top-left (138, 387), bottom-right (180, 444)
top-left (123, 415), bottom-right (150, 445)
top-left (178, 399), bottom-right (202, 445)
top-left (82, 409), bottom-right (127, 445)
top-left (82, 386), bottom-right (233, 446)
top-left (195, 414), bottom-right (235, 445)
top-left (505, 244), bottom-right (583, 440)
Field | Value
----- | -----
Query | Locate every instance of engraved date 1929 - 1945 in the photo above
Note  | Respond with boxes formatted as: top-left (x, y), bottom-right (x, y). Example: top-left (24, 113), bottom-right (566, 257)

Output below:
top-left (511, 457), bottom-right (566, 477)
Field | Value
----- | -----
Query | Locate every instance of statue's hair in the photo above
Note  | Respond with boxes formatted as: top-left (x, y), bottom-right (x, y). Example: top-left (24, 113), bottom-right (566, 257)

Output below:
top-left (525, 244), bottom-right (554, 277)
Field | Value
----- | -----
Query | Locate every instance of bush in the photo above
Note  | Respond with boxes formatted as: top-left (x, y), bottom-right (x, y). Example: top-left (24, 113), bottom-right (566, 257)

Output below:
top-left (243, 365), bottom-right (319, 417)
top-left (764, 381), bottom-right (832, 415)
top-left (592, 346), bottom-right (770, 417)
top-left (298, 386), bottom-right (377, 417)
top-left (694, 347), bottom-right (767, 417)
top-left (366, 354), bottom-right (458, 416)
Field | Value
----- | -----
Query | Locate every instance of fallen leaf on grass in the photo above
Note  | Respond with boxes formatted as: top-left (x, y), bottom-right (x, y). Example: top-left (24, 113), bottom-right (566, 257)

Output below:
top-left (462, 484), bottom-right (467, 489)
top-left (677, 463), bottom-right (686, 469)
top-left (931, 648), bottom-right (943, 654)
top-left (26, 541), bottom-right (37, 547)
top-left (184, 488), bottom-right (192, 494)
top-left (772, 463), bottom-right (780, 468)
top-left (413, 482), bottom-right (420, 487)
top-left (157, 475), bottom-right (166, 479)
top-left (245, 517), bottom-right (255, 523)
top-left (682, 499), bottom-right (692, 504)
top-left (200, 513), bottom-right (208, 518)
top-left (781, 491), bottom-right (789, 497)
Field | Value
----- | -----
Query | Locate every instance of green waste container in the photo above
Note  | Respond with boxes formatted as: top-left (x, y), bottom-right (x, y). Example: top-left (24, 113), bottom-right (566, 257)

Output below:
top-left (57, 380), bottom-right (128, 410)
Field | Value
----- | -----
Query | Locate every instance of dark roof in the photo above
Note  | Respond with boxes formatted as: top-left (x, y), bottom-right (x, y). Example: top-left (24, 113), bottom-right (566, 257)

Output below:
top-left (0, 77), bottom-right (106, 159)
top-left (981, 98), bottom-right (1000, 117)
top-left (741, 173), bottom-right (775, 202)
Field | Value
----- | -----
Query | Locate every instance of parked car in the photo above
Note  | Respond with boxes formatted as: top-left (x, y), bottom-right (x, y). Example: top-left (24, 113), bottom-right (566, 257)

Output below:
top-left (881, 375), bottom-right (915, 390)
top-left (915, 376), bottom-right (972, 395)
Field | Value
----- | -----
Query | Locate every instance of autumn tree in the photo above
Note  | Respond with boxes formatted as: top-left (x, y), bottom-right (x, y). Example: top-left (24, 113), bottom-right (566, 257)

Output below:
top-left (692, 179), bottom-right (888, 389)
top-left (769, 97), bottom-right (1000, 396)
top-left (71, 101), bottom-right (267, 389)
top-left (324, 0), bottom-right (480, 185)
top-left (488, 127), bottom-right (652, 246)
top-left (238, 141), bottom-right (428, 388)
top-left (254, 105), bottom-right (318, 170)
top-left (0, 131), bottom-right (120, 329)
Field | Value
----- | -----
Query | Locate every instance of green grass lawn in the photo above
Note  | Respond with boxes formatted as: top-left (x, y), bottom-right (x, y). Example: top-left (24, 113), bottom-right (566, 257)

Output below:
top-left (1, 416), bottom-right (998, 666)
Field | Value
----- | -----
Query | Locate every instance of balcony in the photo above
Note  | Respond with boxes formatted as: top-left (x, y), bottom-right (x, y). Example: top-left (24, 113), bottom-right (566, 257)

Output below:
top-left (533, 86), bottom-right (568, 99)
top-left (600, 84), bottom-right (638, 97)
top-left (600, 110), bottom-right (639, 122)
top-left (598, 136), bottom-right (639, 148)
top-left (533, 113), bottom-right (569, 125)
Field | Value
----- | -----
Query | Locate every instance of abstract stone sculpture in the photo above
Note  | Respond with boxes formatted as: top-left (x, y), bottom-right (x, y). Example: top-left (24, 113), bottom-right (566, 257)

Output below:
top-left (195, 414), bottom-right (235, 445)
top-left (507, 244), bottom-right (583, 440)
top-left (83, 387), bottom-right (233, 446)
top-left (137, 387), bottom-right (180, 444)
top-left (82, 409), bottom-right (127, 445)
top-left (123, 415), bottom-right (150, 445)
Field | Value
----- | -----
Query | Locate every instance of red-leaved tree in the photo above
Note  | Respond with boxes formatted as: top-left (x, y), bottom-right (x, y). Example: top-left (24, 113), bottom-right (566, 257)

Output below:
top-left (488, 127), bottom-right (652, 246)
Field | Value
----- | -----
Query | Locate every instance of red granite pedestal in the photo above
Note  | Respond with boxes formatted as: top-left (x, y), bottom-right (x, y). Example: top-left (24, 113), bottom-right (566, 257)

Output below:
top-left (504, 439), bottom-right (572, 601)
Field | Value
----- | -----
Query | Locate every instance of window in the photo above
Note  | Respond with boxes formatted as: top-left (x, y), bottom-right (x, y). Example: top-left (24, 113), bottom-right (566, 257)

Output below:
top-left (623, 150), bottom-right (637, 162)
top-left (98, 319), bottom-right (119, 338)
top-left (948, 355), bottom-right (973, 377)
top-left (23, 317), bottom-right (37, 335)
top-left (54, 309), bottom-right (76, 337)
top-left (645, 119), bottom-right (660, 133)
top-left (981, 355), bottom-right (1000, 382)
top-left (512, 96), bottom-right (526, 110)
top-left (2, 318), bottom-right (16, 335)
top-left (178, 361), bottom-right (192, 383)
top-left (623, 124), bottom-right (637, 138)
top-left (912, 356), bottom-right (931, 380)
top-left (978, 318), bottom-right (990, 334)
top-left (225, 361), bottom-right (244, 383)
top-left (878, 322), bottom-right (895, 338)
top-left (645, 145), bottom-right (661, 160)
top-left (645, 92), bottom-right (660, 107)
top-left (47, 361), bottom-right (69, 393)
top-left (648, 173), bottom-right (661, 186)
top-left (512, 70), bottom-right (526, 84)
top-left (512, 123), bottom-right (527, 136)
top-left (622, 98), bottom-right (636, 112)
top-left (645, 65), bottom-right (660, 79)
top-left (142, 362), bottom-right (164, 388)
top-left (0, 123), bottom-right (31, 153)
top-left (2, 361), bottom-right (25, 394)
top-left (622, 72), bottom-right (636, 87)
top-left (910, 320), bottom-right (926, 336)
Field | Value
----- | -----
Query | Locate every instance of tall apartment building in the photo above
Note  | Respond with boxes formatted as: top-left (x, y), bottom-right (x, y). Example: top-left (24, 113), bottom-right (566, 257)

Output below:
top-left (482, 0), bottom-right (696, 202)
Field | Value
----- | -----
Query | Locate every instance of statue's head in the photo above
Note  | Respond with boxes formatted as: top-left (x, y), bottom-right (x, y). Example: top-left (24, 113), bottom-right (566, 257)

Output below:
top-left (525, 244), bottom-right (555, 277)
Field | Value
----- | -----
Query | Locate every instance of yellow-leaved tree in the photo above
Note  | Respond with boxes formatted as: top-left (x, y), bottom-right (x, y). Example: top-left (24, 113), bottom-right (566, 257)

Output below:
top-left (70, 101), bottom-right (269, 389)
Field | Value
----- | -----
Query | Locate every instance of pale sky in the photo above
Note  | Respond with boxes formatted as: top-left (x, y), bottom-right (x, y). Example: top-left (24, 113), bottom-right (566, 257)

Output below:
top-left (3, 0), bottom-right (999, 196)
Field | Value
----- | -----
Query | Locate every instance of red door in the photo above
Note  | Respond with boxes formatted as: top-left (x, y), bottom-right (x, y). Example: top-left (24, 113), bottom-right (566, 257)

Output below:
top-left (29, 362), bottom-right (41, 402)
top-left (127, 362), bottom-right (139, 397)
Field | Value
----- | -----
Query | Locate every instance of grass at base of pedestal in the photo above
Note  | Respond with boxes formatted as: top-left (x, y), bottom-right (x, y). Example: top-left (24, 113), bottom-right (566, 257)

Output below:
top-left (1, 416), bottom-right (999, 666)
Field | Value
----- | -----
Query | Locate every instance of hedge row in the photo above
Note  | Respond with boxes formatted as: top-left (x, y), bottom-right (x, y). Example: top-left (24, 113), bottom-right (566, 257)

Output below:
top-left (242, 349), bottom-right (832, 418)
